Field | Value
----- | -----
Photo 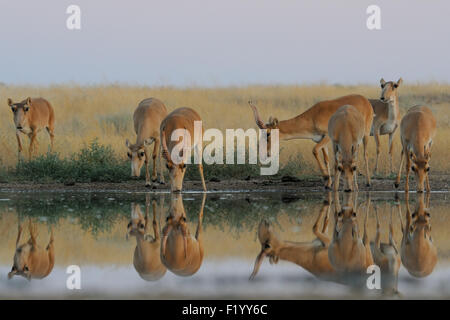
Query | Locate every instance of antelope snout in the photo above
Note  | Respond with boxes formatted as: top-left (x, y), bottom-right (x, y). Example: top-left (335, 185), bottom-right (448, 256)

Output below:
top-left (16, 126), bottom-right (23, 130)
top-left (380, 97), bottom-right (385, 102)
top-left (344, 188), bottom-right (352, 193)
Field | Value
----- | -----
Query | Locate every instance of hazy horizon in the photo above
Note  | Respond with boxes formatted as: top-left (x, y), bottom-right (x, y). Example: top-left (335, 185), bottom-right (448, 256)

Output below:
top-left (1, 0), bottom-right (449, 87)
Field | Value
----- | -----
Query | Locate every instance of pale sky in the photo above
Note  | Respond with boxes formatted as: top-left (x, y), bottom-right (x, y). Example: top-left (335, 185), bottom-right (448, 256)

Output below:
top-left (0, 0), bottom-right (448, 86)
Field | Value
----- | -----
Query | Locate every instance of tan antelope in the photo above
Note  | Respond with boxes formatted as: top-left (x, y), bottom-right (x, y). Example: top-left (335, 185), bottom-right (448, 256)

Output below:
top-left (7, 97), bottom-right (55, 160)
top-left (8, 220), bottom-right (55, 281)
top-left (248, 94), bottom-right (373, 189)
top-left (250, 192), bottom-right (336, 282)
top-left (369, 78), bottom-right (403, 174)
top-left (126, 195), bottom-right (167, 281)
top-left (328, 192), bottom-right (373, 275)
top-left (160, 107), bottom-right (206, 192)
top-left (125, 98), bottom-right (168, 187)
top-left (399, 193), bottom-right (437, 278)
top-left (161, 193), bottom-right (206, 276)
top-left (328, 105), bottom-right (372, 192)
top-left (394, 106), bottom-right (436, 193)
top-left (371, 203), bottom-right (401, 296)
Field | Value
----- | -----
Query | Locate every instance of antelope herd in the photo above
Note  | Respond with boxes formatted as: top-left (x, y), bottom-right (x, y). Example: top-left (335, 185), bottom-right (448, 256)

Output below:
top-left (6, 77), bottom-right (437, 194)
top-left (5, 79), bottom-right (441, 296)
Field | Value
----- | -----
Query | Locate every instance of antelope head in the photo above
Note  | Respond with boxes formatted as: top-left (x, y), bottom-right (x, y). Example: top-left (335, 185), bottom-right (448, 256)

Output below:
top-left (161, 194), bottom-right (189, 262)
top-left (8, 97), bottom-right (31, 131)
top-left (335, 144), bottom-right (358, 192)
top-left (125, 139), bottom-right (153, 178)
top-left (249, 220), bottom-right (283, 280)
top-left (402, 193), bottom-right (437, 278)
top-left (248, 101), bottom-right (279, 156)
top-left (126, 203), bottom-right (147, 240)
top-left (409, 147), bottom-right (431, 193)
top-left (8, 223), bottom-right (36, 281)
top-left (161, 129), bottom-right (188, 192)
top-left (333, 192), bottom-right (359, 243)
top-left (380, 78), bottom-right (402, 102)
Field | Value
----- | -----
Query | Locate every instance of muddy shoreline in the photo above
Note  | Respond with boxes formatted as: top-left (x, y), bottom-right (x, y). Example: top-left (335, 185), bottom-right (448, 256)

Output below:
top-left (0, 174), bottom-right (448, 193)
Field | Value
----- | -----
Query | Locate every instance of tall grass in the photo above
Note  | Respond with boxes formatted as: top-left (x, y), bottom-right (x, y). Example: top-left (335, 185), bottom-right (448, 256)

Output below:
top-left (1, 83), bottom-right (449, 180)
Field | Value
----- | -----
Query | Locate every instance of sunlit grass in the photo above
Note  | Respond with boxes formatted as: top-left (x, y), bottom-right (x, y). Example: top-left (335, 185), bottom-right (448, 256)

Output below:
top-left (1, 83), bottom-right (449, 179)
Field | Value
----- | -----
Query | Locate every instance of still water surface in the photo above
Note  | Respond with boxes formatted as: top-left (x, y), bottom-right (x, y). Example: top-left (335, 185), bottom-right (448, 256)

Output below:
top-left (0, 191), bottom-right (449, 299)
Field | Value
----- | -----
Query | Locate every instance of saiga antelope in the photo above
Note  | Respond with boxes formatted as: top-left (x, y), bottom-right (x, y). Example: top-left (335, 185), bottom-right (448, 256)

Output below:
top-left (161, 193), bottom-right (206, 276)
top-left (126, 195), bottom-right (167, 281)
top-left (399, 193), bottom-right (437, 278)
top-left (7, 97), bottom-right (55, 160)
top-left (125, 98), bottom-right (168, 187)
top-left (371, 203), bottom-right (401, 296)
top-left (394, 106), bottom-right (436, 193)
top-left (328, 105), bottom-right (372, 192)
top-left (160, 107), bottom-right (207, 192)
top-left (249, 192), bottom-right (336, 282)
top-left (328, 192), bottom-right (373, 275)
top-left (369, 78), bottom-right (403, 174)
top-left (8, 220), bottom-right (55, 281)
top-left (248, 94), bottom-right (373, 189)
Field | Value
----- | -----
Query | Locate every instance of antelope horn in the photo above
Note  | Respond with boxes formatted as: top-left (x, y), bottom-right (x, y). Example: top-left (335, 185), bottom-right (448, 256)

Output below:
top-left (248, 101), bottom-right (267, 129)
top-left (161, 224), bottom-right (172, 257)
top-left (161, 129), bottom-right (172, 163)
top-left (249, 250), bottom-right (267, 280)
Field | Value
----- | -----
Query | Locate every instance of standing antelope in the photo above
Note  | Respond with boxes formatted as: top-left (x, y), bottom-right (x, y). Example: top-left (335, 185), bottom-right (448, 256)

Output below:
top-left (369, 78), bottom-right (403, 174)
top-left (394, 106), bottom-right (436, 193)
top-left (160, 107), bottom-right (207, 192)
top-left (161, 193), bottom-right (206, 277)
top-left (125, 98), bottom-right (168, 187)
top-left (328, 105), bottom-right (373, 192)
top-left (371, 204), bottom-right (401, 296)
top-left (7, 97), bottom-right (55, 160)
top-left (8, 220), bottom-right (55, 281)
top-left (248, 94), bottom-right (373, 189)
top-left (250, 193), bottom-right (336, 282)
top-left (126, 195), bottom-right (167, 281)
top-left (328, 192), bottom-right (373, 275)
top-left (400, 193), bottom-right (437, 278)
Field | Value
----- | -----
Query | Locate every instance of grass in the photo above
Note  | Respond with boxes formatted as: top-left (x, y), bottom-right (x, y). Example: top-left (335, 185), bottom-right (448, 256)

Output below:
top-left (0, 83), bottom-right (449, 183)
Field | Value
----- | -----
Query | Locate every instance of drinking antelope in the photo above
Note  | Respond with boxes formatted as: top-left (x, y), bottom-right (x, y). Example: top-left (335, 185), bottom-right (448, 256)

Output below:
top-left (369, 78), bottom-right (403, 174)
top-left (161, 193), bottom-right (206, 276)
top-left (125, 98), bottom-right (168, 187)
top-left (328, 105), bottom-right (373, 192)
top-left (7, 97), bottom-right (55, 160)
top-left (249, 192), bottom-right (335, 282)
top-left (400, 193), bottom-right (437, 278)
top-left (394, 106), bottom-right (436, 193)
top-left (328, 192), bottom-right (373, 275)
top-left (371, 203), bottom-right (401, 296)
top-left (8, 220), bottom-right (55, 281)
top-left (126, 195), bottom-right (167, 281)
top-left (160, 107), bottom-right (207, 192)
top-left (248, 94), bottom-right (373, 189)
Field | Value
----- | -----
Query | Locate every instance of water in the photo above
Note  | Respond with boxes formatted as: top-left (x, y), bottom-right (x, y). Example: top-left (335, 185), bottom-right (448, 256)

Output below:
top-left (0, 191), bottom-right (449, 299)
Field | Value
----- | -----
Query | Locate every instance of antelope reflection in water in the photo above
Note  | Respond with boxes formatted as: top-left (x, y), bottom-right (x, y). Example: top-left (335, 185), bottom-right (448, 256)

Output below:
top-left (250, 193), bottom-right (376, 289)
top-left (400, 192), bottom-right (437, 278)
top-left (8, 220), bottom-right (55, 281)
top-left (371, 202), bottom-right (401, 296)
top-left (126, 195), bottom-right (167, 281)
top-left (161, 193), bottom-right (206, 277)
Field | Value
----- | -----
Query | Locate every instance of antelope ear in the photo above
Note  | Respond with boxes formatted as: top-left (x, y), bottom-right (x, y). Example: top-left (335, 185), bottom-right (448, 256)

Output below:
top-left (7, 98), bottom-right (13, 106)
top-left (26, 97), bottom-right (32, 106)
top-left (396, 78), bottom-right (403, 87)
top-left (125, 139), bottom-right (130, 148)
top-left (380, 78), bottom-right (386, 86)
top-left (7, 271), bottom-right (15, 279)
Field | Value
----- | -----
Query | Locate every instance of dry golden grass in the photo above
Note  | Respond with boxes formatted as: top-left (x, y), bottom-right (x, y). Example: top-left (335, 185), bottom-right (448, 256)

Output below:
top-left (1, 83), bottom-right (449, 175)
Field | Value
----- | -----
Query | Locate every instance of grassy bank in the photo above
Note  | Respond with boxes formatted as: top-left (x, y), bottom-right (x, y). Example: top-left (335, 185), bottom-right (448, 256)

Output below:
top-left (1, 83), bottom-right (449, 181)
